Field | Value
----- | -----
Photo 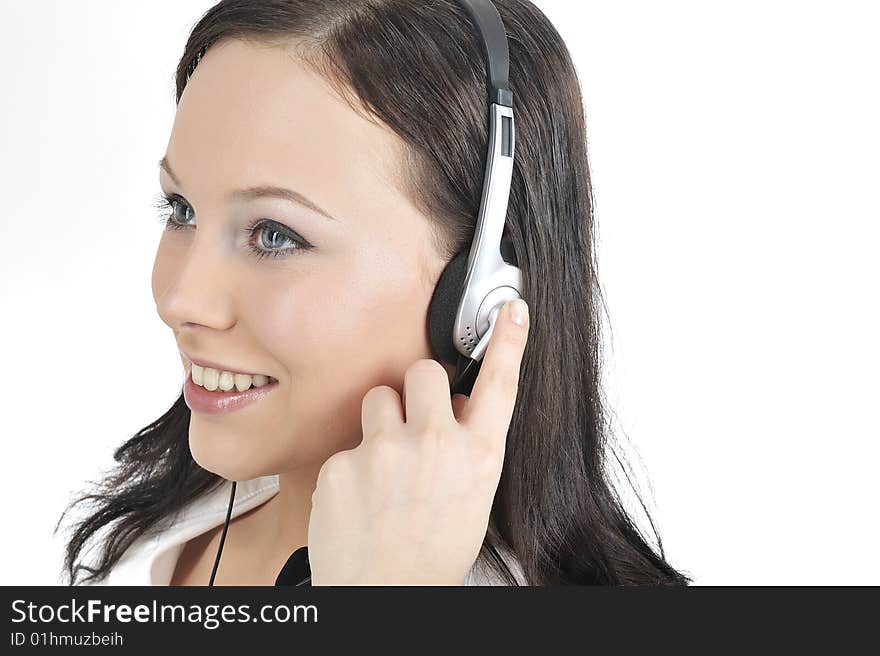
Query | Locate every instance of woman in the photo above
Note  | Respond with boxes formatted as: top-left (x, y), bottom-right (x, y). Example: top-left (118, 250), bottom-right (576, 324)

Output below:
top-left (57, 0), bottom-right (691, 586)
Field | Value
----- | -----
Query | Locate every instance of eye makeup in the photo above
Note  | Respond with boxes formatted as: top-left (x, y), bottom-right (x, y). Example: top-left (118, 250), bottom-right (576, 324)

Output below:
top-left (152, 191), bottom-right (316, 261)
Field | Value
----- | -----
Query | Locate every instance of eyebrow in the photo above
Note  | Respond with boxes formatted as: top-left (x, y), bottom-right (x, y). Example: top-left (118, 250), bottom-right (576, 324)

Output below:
top-left (158, 156), bottom-right (339, 222)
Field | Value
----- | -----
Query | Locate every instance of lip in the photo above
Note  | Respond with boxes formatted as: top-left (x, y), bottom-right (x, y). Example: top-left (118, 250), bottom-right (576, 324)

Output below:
top-left (183, 370), bottom-right (279, 415)
top-left (181, 350), bottom-right (273, 379)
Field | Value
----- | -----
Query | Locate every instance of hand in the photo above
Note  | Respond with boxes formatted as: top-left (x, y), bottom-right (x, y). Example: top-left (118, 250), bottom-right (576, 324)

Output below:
top-left (307, 298), bottom-right (530, 585)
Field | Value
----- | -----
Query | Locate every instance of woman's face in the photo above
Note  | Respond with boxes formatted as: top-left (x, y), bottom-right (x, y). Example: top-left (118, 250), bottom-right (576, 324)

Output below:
top-left (152, 38), bottom-right (453, 481)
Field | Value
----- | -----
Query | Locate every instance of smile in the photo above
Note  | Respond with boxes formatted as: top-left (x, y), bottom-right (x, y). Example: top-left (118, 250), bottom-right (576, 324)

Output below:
top-left (183, 367), bottom-right (279, 415)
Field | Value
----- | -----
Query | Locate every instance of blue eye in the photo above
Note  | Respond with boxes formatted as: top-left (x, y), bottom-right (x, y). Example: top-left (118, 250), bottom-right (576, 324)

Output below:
top-left (152, 192), bottom-right (314, 260)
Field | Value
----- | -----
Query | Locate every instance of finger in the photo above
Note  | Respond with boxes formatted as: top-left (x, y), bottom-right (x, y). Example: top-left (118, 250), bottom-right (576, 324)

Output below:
top-left (459, 299), bottom-right (529, 441)
top-left (361, 385), bottom-right (404, 439)
top-left (403, 359), bottom-right (456, 429)
top-left (451, 393), bottom-right (469, 421)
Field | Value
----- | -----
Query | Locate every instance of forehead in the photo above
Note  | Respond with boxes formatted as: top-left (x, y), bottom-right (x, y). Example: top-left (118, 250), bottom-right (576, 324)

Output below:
top-left (165, 38), bottom-right (404, 220)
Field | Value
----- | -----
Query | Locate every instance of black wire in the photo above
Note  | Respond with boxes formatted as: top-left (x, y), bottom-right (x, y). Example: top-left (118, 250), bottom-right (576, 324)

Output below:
top-left (209, 480), bottom-right (236, 587)
top-left (451, 354), bottom-right (480, 397)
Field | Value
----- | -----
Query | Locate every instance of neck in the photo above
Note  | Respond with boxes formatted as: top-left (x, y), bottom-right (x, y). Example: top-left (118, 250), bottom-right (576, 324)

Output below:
top-left (244, 464), bottom-right (321, 561)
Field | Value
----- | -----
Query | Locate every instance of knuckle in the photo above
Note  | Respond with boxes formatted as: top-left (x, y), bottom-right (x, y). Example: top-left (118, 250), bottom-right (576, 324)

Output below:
top-left (417, 416), bottom-right (450, 442)
top-left (475, 440), bottom-right (504, 478)
top-left (484, 365), bottom-right (519, 393)
top-left (370, 436), bottom-right (404, 468)
top-left (500, 327), bottom-right (523, 349)
top-left (318, 451), bottom-right (350, 486)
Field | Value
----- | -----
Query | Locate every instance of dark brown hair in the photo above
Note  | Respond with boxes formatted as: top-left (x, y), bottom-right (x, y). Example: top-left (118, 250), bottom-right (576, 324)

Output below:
top-left (58, 0), bottom-right (692, 585)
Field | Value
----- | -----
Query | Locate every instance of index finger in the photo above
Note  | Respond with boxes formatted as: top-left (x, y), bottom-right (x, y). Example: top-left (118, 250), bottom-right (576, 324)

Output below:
top-left (458, 299), bottom-right (530, 442)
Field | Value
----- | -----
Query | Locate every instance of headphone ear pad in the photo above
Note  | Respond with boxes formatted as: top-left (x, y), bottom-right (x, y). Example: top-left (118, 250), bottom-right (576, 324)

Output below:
top-left (428, 248), bottom-right (469, 365)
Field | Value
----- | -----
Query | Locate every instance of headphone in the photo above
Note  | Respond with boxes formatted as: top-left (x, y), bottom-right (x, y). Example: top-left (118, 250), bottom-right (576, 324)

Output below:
top-left (209, 0), bottom-right (521, 586)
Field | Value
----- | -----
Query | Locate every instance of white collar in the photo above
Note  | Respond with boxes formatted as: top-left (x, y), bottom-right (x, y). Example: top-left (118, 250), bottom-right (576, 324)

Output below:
top-left (105, 475), bottom-right (280, 585)
top-left (95, 473), bottom-right (525, 585)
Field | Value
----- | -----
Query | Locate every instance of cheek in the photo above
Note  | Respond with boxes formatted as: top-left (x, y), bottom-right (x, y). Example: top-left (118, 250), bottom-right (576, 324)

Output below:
top-left (151, 234), bottom-right (178, 306)
top-left (289, 258), bottom-right (429, 359)
top-left (266, 251), bottom-right (437, 397)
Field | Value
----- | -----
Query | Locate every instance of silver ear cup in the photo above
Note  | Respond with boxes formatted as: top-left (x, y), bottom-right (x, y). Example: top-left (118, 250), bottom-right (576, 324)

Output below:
top-left (428, 238), bottom-right (521, 365)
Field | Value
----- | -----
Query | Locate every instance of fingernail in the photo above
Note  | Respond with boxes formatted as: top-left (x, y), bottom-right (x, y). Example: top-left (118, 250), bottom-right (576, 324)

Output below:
top-left (509, 299), bottom-right (529, 326)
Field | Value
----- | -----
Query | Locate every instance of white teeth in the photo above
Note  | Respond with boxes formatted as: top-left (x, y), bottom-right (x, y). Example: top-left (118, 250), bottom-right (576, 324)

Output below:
top-left (233, 373), bottom-right (252, 392)
top-left (190, 362), bottom-right (276, 392)
top-left (218, 371), bottom-right (235, 392)
top-left (202, 367), bottom-right (219, 391)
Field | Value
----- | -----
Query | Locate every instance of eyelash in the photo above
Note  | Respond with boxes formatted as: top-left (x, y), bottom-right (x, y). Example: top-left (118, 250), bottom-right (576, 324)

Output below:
top-left (151, 192), bottom-right (314, 260)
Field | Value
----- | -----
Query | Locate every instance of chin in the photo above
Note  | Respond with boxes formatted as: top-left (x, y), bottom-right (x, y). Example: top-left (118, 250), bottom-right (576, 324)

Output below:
top-left (188, 426), bottom-right (271, 482)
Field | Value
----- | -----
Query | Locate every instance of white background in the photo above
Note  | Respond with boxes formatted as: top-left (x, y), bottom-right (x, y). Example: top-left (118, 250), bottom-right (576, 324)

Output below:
top-left (1, 0), bottom-right (877, 585)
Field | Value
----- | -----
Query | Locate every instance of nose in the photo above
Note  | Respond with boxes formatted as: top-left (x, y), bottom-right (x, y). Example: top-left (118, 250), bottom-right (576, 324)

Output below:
top-left (153, 228), bottom-right (237, 334)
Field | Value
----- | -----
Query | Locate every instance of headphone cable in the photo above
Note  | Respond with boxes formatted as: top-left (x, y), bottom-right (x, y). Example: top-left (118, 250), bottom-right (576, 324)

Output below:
top-left (208, 480), bottom-right (236, 587)
top-left (451, 353), bottom-right (480, 397)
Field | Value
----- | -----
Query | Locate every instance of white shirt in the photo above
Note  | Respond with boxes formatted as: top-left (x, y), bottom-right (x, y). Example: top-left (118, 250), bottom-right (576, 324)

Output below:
top-left (78, 475), bottom-right (526, 586)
